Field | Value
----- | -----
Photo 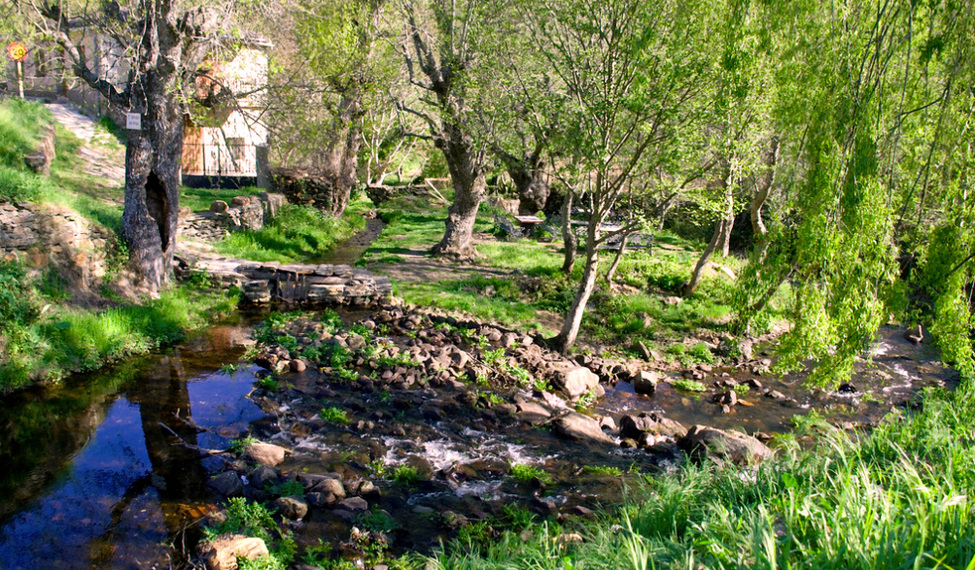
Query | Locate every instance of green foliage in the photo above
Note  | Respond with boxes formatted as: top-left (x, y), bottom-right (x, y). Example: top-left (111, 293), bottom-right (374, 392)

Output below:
top-left (207, 497), bottom-right (295, 569)
top-left (319, 406), bottom-right (350, 425)
top-left (509, 463), bottom-right (551, 485)
top-left (356, 506), bottom-right (400, 533)
top-left (671, 378), bottom-right (707, 393)
top-left (266, 479), bottom-right (306, 498)
top-left (390, 464), bottom-right (421, 485)
top-left (582, 465), bottom-right (623, 477)
top-left (229, 437), bottom-right (259, 454)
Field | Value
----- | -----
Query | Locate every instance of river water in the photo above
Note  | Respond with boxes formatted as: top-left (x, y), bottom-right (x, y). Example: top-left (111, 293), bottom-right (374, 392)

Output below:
top-left (0, 294), bottom-right (959, 566)
top-left (0, 322), bottom-right (264, 569)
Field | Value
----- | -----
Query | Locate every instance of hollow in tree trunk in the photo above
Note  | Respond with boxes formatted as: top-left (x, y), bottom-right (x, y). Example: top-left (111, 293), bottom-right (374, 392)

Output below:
top-left (122, 77), bottom-right (183, 294)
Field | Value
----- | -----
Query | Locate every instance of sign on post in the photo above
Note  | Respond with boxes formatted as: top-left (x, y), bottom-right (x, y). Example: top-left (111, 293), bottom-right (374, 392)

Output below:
top-left (6, 42), bottom-right (27, 99)
top-left (125, 113), bottom-right (142, 131)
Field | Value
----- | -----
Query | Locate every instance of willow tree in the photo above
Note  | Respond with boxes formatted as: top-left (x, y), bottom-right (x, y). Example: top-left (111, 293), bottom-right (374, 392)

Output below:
top-left (735, 0), bottom-right (975, 385)
top-left (523, 0), bottom-right (709, 353)
top-left (18, 0), bottom-right (232, 293)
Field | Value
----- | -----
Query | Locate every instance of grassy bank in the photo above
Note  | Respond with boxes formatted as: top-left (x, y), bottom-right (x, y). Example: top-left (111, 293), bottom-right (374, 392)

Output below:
top-left (215, 197), bottom-right (370, 263)
top-left (0, 259), bottom-right (238, 390)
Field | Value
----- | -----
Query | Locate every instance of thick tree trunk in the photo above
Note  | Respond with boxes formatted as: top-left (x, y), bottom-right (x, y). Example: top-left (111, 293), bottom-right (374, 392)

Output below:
top-left (499, 150), bottom-right (549, 216)
top-left (561, 188), bottom-right (577, 275)
top-left (432, 122), bottom-right (486, 259)
top-left (750, 136), bottom-right (780, 261)
top-left (122, 71), bottom-right (183, 294)
top-left (552, 224), bottom-right (599, 353)
top-left (318, 93), bottom-right (363, 217)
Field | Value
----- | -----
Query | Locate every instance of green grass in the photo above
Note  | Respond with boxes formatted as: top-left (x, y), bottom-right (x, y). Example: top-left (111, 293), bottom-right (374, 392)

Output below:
top-left (509, 463), bottom-right (552, 485)
top-left (0, 262), bottom-right (239, 391)
top-left (425, 384), bottom-right (975, 569)
top-left (319, 406), bottom-right (351, 425)
top-left (215, 201), bottom-right (367, 263)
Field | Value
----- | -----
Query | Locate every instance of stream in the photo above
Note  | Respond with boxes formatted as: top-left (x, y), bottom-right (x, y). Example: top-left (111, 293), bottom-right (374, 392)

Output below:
top-left (0, 321), bottom-right (264, 569)
top-left (0, 221), bottom-right (961, 567)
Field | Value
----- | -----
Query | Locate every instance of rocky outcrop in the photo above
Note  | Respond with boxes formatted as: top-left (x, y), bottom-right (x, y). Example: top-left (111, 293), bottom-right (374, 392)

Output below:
top-left (0, 201), bottom-right (115, 295)
top-left (23, 125), bottom-right (56, 175)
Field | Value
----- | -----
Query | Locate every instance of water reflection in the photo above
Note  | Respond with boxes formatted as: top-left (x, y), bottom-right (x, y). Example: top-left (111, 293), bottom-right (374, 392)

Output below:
top-left (0, 325), bottom-right (264, 569)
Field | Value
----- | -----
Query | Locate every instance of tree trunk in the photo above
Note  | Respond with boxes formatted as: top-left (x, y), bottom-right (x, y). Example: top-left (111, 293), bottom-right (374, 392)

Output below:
top-left (318, 93), bottom-right (363, 217)
top-left (552, 224), bottom-right (599, 353)
top-left (122, 68), bottom-right (183, 294)
top-left (561, 188), bottom-right (577, 275)
top-left (714, 168), bottom-right (734, 257)
top-left (432, 122), bottom-right (486, 259)
top-left (750, 136), bottom-right (780, 261)
top-left (681, 164), bottom-right (733, 297)
top-left (499, 150), bottom-right (549, 216)
top-left (605, 232), bottom-right (629, 285)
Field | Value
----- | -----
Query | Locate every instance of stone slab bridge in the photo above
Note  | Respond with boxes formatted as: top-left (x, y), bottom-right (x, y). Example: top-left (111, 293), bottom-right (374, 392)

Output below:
top-left (177, 256), bottom-right (392, 308)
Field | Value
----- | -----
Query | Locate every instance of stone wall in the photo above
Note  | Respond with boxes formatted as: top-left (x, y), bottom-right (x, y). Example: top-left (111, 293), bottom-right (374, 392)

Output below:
top-left (179, 192), bottom-right (286, 243)
top-left (0, 201), bottom-right (114, 291)
top-left (181, 256), bottom-right (392, 308)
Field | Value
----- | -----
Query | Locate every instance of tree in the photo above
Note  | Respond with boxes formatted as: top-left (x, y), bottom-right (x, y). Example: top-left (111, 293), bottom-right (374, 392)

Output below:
top-left (523, 0), bottom-right (709, 352)
top-left (18, 0), bottom-right (233, 293)
top-left (393, 0), bottom-right (492, 259)
top-left (734, 0), bottom-right (975, 385)
top-left (262, 0), bottom-right (393, 217)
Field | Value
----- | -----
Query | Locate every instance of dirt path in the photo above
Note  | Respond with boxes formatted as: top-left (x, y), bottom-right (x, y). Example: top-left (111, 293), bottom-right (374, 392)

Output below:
top-left (45, 101), bottom-right (125, 187)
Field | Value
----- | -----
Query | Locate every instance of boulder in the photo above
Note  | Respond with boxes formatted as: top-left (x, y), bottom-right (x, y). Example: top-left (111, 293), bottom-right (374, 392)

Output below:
top-left (272, 496), bottom-right (309, 520)
top-left (619, 413), bottom-right (687, 440)
top-left (553, 412), bottom-right (614, 444)
top-left (551, 366), bottom-right (600, 399)
top-left (243, 442), bottom-right (287, 467)
top-left (678, 425), bottom-right (772, 465)
top-left (633, 371), bottom-right (658, 395)
top-left (199, 534), bottom-right (269, 570)
top-left (208, 472), bottom-right (244, 497)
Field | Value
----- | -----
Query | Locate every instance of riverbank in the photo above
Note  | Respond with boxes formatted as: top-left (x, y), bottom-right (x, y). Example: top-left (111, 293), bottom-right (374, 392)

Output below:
top-left (187, 304), bottom-right (970, 569)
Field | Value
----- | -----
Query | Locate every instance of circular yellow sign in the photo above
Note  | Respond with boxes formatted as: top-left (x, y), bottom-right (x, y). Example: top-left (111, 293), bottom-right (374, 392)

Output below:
top-left (7, 42), bottom-right (27, 62)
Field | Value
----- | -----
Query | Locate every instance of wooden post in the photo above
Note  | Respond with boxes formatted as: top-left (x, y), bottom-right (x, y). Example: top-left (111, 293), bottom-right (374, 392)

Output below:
top-left (16, 60), bottom-right (24, 98)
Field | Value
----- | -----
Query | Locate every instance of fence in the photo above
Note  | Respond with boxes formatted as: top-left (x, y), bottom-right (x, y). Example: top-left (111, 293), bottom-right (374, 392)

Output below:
top-left (182, 142), bottom-right (258, 177)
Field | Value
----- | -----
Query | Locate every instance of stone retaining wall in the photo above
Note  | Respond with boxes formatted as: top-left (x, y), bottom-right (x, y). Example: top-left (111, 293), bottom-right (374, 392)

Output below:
top-left (0, 201), bottom-right (114, 290)
top-left (181, 257), bottom-right (392, 308)
top-left (179, 192), bottom-right (286, 243)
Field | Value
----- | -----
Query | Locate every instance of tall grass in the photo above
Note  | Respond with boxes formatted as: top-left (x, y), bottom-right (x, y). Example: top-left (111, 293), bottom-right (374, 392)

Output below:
top-left (0, 270), bottom-right (238, 391)
top-left (426, 385), bottom-right (975, 569)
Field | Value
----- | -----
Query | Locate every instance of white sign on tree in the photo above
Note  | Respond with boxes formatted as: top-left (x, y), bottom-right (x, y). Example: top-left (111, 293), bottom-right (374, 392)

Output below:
top-left (125, 113), bottom-right (141, 130)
